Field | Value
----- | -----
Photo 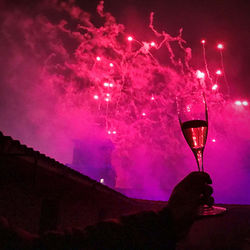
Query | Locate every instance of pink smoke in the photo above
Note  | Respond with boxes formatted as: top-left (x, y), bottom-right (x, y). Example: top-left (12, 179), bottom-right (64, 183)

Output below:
top-left (0, 0), bottom-right (249, 203)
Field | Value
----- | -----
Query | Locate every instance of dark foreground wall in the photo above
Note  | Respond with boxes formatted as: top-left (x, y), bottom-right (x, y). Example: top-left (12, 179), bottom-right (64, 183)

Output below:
top-left (0, 132), bottom-right (249, 249)
top-left (0, 131), bottom-right (165, 234)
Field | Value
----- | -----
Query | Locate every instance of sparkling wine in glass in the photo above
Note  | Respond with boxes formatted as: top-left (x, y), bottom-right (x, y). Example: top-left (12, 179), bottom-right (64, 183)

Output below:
top-left (177, 92), bottom-right (226, 216)
top-left (181, 119), bottom-right (208, 172)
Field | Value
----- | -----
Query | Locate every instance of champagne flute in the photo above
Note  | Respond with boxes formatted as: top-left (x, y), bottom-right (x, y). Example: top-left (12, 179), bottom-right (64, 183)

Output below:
top-left (176, 91), bottom-right (226, 216)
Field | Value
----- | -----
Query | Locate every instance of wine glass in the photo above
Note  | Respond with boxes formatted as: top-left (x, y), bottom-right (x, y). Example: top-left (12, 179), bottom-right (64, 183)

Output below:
top-left (176, 91), bottom-right (226, 216)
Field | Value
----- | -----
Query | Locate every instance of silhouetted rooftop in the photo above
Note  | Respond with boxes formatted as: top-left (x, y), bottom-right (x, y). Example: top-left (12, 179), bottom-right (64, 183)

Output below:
top-left (0, 131), bottom-right (128, 200)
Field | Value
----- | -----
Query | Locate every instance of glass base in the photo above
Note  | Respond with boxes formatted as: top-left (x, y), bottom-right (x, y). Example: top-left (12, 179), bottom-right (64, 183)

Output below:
top-left (199, 205), bottom-right (227, 217)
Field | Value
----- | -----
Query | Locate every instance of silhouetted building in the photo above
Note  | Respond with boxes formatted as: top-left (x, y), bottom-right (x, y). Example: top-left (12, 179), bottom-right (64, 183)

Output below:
top-left (72, 138), bottom-right (117, 188)
top-left (0, 131), bottom-right (164, 234)
top-left (0, 132), bottom-right (250, 249)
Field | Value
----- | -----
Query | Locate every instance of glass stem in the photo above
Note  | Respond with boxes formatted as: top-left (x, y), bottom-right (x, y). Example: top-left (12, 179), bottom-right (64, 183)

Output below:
top-left (195, 150), bottom-right (204, 172)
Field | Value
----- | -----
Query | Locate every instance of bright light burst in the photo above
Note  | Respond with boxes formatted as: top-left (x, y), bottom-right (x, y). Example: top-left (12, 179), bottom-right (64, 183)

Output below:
top-left (212, 84), bottom-right (218, 90)
top-left (217, 43), bottom-right (224, 50)
top-left (196, 70), bottom-right (205, 79)
top-left (127, 36), bottom-right (133, 41)
top-left (216, 70), bottom-right (222, 75)
top-left (234, 100), bottom-right (249, 106)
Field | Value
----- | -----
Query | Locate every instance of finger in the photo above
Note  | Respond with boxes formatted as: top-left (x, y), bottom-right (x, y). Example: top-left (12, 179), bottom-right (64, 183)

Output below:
top-left (191, 171), bottom-right (212, 184)
top-left (203, 184), bottom-right (213, 196)
top-left (201, 196), bottom-right (214, 206)
top-left (190, 183), bottom-right (213, 198)
top-left (183, 171), bottom-right (212, 186)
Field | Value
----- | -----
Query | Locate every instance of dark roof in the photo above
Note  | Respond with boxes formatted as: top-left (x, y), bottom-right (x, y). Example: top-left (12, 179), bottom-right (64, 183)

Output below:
top-left (0, 131), bottom-right (171, 212)
top-left (0, 131), bottom-right (128, 200)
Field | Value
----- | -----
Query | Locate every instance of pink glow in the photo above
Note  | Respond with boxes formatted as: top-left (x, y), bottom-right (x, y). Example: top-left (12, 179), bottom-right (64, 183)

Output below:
top-left (212, 139), bottom-right (216, 142)
top-left (217, 43), bottom-right (224, 49)
top-left (212, 84), bottom-right (218, 90)
top-left (127, 36), bottom-right (133, 41)
top-left (93, 95), bottom-right (99, 100)
top-left (109, 63), bottom-right (114, 67)
top-left (216, 70), bottom-right (222, 75)
top-left (192, 135), bottom-right (197, 147)
top-left (142, 112), bottom-right (146, 116)
top-left (196, 70), bottom-right (205, 79)
top-left (150, 41), bottom-right (156, 46)
top-left (235, 100), bottom-right (242, 106)
top-left (201, 39), bottom-right (206, 44)
top-left (0, 0), bottom-right (249, 204)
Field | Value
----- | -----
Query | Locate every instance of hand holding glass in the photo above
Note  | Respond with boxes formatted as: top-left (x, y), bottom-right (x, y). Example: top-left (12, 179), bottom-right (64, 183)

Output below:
top-left (176, 92), bottom-right (226, 216)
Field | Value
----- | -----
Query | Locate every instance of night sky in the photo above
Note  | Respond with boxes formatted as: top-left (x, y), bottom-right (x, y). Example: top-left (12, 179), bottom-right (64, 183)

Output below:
top-left (106, 0), bottom-right (250, 97)
top-left (2, 0), bottom-right (250, 97)
top-left (82, 0), bottom-right (250, 98)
